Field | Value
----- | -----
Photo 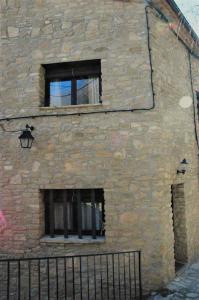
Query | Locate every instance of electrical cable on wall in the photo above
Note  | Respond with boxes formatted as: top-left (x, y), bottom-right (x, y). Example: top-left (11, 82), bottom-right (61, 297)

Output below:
top-left (0, 3), bottom-right (198, 141)
top-left (188, 52), bottom-right (199, 152)
top-left (147, 3), bottom-right (199, 152)
top-left (147, 2), bottom-right (199, 59)
top-left (149, 3), bottom-right (199, 153)
top-left (0, 124), bottom-right (21, 133)
top-left (0, 6), bottom-right (155, 127)
top-left (149, 1), bottom-right (199, 153)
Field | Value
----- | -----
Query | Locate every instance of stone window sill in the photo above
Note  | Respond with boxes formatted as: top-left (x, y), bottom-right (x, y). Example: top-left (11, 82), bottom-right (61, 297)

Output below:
top-left (39, 103), bottom-right (103, 110)
top-left (40, 235), bottom-right (106, 244)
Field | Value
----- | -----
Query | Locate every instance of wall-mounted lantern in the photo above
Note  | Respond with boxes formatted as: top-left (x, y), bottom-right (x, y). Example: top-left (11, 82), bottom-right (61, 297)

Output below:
top-left (18, 125), bottom-right (34, 149)
top-left (176, 159), bottom-right (188, 175)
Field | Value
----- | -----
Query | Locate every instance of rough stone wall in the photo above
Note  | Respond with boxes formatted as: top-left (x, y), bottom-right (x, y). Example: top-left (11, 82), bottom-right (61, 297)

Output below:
top-left (0, 0), bottom-right (199, 294)
top-left (185, 55), bottom-right (199, 263)
top-left (147, 7), bottom-right (199, 280)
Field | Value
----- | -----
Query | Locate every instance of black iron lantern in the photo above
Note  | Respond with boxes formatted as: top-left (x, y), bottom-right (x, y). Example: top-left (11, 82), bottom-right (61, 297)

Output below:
top-left (18, 125), bottom-right (34, 149)
top-left (177, 159), bottom-right (188, 175)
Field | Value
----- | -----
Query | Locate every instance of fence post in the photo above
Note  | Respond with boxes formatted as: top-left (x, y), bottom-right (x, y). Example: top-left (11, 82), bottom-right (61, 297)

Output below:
top-left (138, 251), bottom-right (142, 300)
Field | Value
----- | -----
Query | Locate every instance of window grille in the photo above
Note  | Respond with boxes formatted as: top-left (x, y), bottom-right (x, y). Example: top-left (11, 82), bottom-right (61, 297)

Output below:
top-left (44, 189), bottom-right (105, 239)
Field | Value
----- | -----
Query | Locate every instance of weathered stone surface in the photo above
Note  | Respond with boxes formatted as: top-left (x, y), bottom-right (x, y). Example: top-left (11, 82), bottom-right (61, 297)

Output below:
top-left (7, 26), bottom-right (19, 38)
top-left (10, 174), bottom-right (22, 184)
top-left (0, 0), bottom-right (199, 296)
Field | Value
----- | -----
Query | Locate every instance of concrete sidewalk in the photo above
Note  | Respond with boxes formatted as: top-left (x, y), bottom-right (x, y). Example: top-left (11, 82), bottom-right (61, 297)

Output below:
top-left (149, 260), bottom-right (199, 299)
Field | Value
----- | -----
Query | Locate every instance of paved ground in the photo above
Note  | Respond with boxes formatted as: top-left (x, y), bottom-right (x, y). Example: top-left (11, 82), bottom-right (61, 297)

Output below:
top-left (149, 260), bottom-right (199, 299)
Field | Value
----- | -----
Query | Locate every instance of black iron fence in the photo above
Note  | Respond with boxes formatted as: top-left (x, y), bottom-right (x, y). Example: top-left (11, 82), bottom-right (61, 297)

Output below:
top-left (0, 250), bottom-right (142, 300)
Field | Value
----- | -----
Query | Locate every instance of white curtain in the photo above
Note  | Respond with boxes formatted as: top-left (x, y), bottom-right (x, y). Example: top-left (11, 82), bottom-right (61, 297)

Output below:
top-left (81, 203), bottom-right (92, 230)
top-left (54, 202), bottom-right (73, 230)
top-left (81, 202), bottom-right (102, 231)
top-left (88, 78), bottom-right (99, 104)
top-left (77, 78), bottom-right (99, 105)
top-left (54, 202), bottom-right (64, 230)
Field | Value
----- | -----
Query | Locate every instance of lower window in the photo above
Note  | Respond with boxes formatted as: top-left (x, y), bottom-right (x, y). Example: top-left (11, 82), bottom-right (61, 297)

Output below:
top-left (44, 189), bottom-right (105, 239)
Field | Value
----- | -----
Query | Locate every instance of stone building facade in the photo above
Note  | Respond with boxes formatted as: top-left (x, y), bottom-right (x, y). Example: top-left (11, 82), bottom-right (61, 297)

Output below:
top-left (0, 0), bottom-right (199, 294)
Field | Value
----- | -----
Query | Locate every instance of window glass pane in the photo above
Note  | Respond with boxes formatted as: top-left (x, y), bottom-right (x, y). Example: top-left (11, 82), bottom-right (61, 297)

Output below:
top-left (50, 80), bottom-right (72, 106)
top-left (81, 202), bottom-right (92, 230)
top-left (54, 202), bottom-right (75, 232)
top-left (77, 77), bottom-right (99, 105)
top-left (54, 202), bottom-right (64, 230)
top-left (95, 202), bottom-right (103, 231)
top-left (81, 202), bottom-right (103, 232)
top-left (81, 202), bottom-right (103, 231)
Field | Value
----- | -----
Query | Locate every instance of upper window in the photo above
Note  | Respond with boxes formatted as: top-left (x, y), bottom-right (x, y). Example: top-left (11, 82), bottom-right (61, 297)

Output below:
top-left (44, 189), bottom-right (105, 239)
top-left (43, 60), bottom-right (102, 107)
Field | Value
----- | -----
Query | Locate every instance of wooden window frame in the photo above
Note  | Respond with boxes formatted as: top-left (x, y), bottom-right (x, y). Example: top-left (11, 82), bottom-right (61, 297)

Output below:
top-left (43, 60), bottom-right (102, 107)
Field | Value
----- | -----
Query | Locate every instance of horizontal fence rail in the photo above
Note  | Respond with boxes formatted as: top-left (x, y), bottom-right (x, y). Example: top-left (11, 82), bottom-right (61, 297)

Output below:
top-left (0, 250), bottom-right (142, 300)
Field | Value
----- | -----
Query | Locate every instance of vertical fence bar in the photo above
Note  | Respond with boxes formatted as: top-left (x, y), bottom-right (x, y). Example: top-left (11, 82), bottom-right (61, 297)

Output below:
top-left (64, 257), bottom-right (67, 299)
top-left (72, 257), bottom-right (75, 300)
top-left (112, 254), bottom-right (115, 300)
top-left (56, 258), bottom-right (59, 300)
top-left (79, 257), bottom-right (82, 300)
top-left (94, 256), bottom-right (97, 300)
top-left (106, 255), bottom-right (109, 300)
top-left (38, 260), bottom-right (41, 300)
top-left (123, 254), bottom-right (126, 300)
top-left (87, 256), bottom-right (90, 300)
top-left (28, 260), bottom-right (31, 300)
top-left (134, 252), bottom-right (137, 299)
top-left (18, 261), bottom-right (20, 300)
top-left (47, 258), bottom-right (50, 300)
top-left (7, 261), bottom-right (10, 300)
top-left (118, 254), bottom-right (121, 300)
top-left (100, 255), bottom-right (103, 300)
top-left (128, 253), bottom-right (132, 299)
top-left (138, 251), bottom-right (142, 300)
